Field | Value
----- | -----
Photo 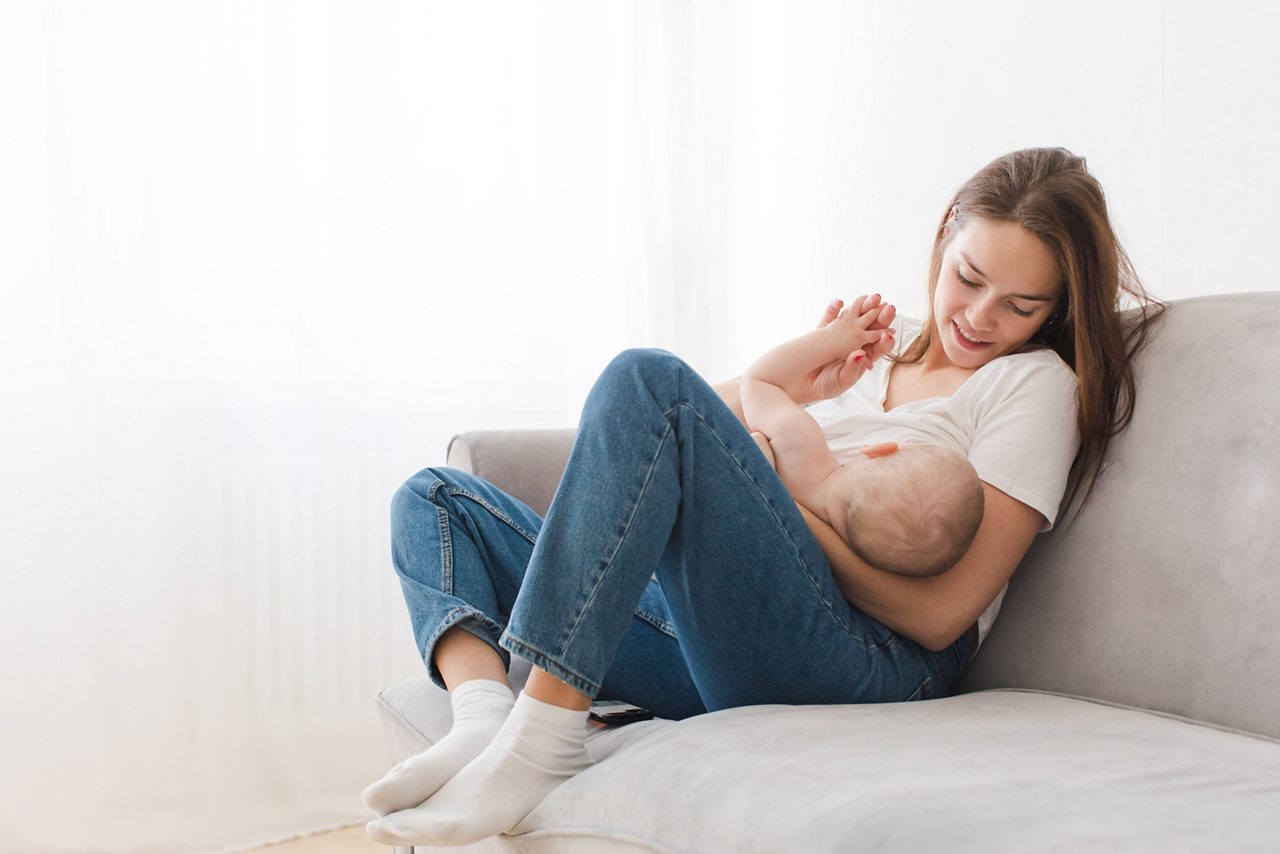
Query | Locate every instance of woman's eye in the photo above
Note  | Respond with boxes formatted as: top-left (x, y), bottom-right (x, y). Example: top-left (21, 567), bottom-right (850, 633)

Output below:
top-left (959, 268), bottom-right (1033, 317)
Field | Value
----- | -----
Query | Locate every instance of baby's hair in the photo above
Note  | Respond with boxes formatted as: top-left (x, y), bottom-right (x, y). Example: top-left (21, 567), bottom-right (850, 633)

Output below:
top-left (843, 444), bottom-right (984, 577)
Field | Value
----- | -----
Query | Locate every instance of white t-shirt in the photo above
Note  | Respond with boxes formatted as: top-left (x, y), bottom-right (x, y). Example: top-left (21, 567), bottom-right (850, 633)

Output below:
top-left (804, 316), bottom-right (1081, 650)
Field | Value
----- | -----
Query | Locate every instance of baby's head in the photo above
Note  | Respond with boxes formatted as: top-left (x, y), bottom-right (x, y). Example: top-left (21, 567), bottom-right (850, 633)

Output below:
top-left (827, 443), bottom-right (984, 577)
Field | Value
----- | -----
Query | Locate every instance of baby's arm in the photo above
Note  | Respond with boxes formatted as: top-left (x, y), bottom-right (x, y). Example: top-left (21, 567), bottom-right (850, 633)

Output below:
top-left (742, 365), bottom-right (842, 494)
top-left (748, 302), bottom-right (881, 395)
top-left (743, 305), bottom-right (877, 492)
top-left (744, 299), bottom-right (894, 496)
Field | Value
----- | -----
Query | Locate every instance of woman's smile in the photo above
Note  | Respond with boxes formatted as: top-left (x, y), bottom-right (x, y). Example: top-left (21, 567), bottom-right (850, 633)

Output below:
top-left (951, 320), bottom-right (993, 351)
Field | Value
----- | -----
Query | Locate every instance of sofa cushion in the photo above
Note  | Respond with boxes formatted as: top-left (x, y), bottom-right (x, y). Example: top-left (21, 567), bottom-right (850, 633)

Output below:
top-left (375, 676), bottom-right (1280, 853)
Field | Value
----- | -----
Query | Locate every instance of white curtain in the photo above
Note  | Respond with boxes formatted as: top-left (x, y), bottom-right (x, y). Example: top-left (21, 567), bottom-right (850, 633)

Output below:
top-left (0, 1), bottom-right (706, 850)
top-left (5, 0), bottom-right (1278, 851)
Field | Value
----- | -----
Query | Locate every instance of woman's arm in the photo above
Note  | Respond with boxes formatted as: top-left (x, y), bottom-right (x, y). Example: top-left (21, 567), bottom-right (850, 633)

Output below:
top-left (797, 480), bottom-right (1044, 652)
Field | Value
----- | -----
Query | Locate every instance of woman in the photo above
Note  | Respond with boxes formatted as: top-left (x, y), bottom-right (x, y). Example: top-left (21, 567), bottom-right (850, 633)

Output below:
top-left (364, 147), bottom-right (1164, 847)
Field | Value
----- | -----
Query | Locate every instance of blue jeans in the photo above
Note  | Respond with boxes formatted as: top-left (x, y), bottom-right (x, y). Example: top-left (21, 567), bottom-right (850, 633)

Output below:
top-left (391, 349), bottom-right (975, 721)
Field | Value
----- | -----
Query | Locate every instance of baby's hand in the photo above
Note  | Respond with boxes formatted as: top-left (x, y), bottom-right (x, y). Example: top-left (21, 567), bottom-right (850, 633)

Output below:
top-left (750, 431), bottom-right (778, 471)
top-left (801, 294), bottom-right (897, 403)
top-left (832, 294), bottom-right (896, 355)
top-left (855, 294), bottom-right (898, 364)
top-left (817, 295), bottom-right (895, 389)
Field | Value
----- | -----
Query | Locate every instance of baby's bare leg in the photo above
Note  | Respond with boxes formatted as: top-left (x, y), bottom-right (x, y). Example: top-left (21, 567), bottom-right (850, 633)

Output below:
top-left (750, 431), bottom-right (778, 470)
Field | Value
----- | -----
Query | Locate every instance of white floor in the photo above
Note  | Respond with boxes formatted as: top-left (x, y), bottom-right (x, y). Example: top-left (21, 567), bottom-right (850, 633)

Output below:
top-left (248, 825), bottom-right (385, 853)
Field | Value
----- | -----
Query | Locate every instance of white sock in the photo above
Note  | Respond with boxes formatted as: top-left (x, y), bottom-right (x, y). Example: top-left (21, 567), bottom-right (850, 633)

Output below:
top-left (361, 678), bottom-right (514, 817)
top-left (365, 690), bottom-right (593, 846)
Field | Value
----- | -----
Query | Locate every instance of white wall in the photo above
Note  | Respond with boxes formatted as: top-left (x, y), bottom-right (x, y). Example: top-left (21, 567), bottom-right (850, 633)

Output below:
top-left (683, 0), bottom-right (1280, 385)
top-left (0, 1), bottom-right (1276, 851)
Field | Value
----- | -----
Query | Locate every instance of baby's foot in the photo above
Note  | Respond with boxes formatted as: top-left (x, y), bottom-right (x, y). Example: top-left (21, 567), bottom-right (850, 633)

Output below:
top-left (361, 678), bottom-right (513, 816)
top-left (365, 691), bottom-right (592, 846)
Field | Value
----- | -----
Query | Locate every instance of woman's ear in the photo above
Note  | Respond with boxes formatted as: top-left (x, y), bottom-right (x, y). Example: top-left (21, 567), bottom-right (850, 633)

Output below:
top-left (1045, 297), bottom-right (1064, 327)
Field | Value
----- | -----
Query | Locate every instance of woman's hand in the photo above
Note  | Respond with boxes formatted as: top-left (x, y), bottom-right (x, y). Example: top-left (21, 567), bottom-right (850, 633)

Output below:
top-left (788, 295), bottom-right (897, 405)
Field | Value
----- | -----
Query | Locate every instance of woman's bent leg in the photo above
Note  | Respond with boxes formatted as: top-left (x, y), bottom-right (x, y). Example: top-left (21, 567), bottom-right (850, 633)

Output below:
top-left (363, 468), bottom-right (542, 817)
top-left (368, 461), bottom-right (701, 845)
top-left (386, 464), bottom-right (704, 717)
top-left (388, 466), bottom-right (542, 691)
top-left (368, 349), bottom-right (972, 846)
top-left (434, 626), bottom-right (508, 690)
top-left (499, 348), bottom-right (966, 710)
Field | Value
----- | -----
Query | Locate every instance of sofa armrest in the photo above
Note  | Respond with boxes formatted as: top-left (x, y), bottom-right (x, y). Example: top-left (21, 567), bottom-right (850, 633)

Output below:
top-left (446, 429), bottom-right (576, 517)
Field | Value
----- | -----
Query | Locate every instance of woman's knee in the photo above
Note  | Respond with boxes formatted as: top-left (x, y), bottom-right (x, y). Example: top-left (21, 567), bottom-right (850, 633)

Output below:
top-left (392, 466), bottom-right (543, 557)
top-left (390, 466), bottom-right (471, 528)
top-left (393, 464), bottom-right (442, 506)
top-left (598, 348), bottom-right (692, 398)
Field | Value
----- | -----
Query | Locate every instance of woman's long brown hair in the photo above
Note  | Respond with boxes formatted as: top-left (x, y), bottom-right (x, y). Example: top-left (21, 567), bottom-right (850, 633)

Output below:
top-left (892, 147), bottom-right (1166, 520)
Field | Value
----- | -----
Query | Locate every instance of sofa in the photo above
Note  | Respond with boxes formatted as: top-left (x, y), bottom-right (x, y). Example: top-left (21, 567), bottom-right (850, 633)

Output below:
top-left (372, 292), bottom-right (1280, 852)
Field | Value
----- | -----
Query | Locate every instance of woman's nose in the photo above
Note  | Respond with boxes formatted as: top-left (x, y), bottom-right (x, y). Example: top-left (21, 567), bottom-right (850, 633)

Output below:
top-left (967, 298), bottom-right (997, 333)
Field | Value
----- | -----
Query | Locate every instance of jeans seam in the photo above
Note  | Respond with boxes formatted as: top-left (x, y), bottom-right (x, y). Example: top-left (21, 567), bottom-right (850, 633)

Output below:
top-left (908, 675), bottom-right (934, 702)
top-left (930, 654), bottom-right (947, 694)
top-left (500, 632), bottom-right (602, 697)
top-left (437, 504), bottom-right (454, 596)
top-left (561, 419), bottom-right (675, 654)
top-left (869, 633), bottom-right (900, 654)
top-left (672, 400), bottom-right (870, 647)
top-left (444, 487), bottom-right (540, 545)
top-left (634, 608), bottom-right (677, 638)
top-left (427, 605), bottom-right (506, 651)
top-left (419, 477), bottom-right (457, 598)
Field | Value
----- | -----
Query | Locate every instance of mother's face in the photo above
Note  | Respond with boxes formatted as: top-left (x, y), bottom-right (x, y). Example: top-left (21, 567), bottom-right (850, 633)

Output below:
top-left (932, 216), bottom-right (1062, 370)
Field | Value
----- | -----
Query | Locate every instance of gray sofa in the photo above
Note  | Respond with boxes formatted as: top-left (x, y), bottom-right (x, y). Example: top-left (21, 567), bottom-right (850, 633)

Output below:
top-left (373, 292), bottom-right (1280, 852)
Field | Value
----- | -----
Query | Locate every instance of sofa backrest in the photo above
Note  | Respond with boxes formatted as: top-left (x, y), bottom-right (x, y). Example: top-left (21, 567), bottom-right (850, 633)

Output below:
top-left (956, 292), bottom-right (1280, 741)
top-left (447, 428), bottom-right (575, 517)
top-left (448, 293), bottom-right (1280, 740)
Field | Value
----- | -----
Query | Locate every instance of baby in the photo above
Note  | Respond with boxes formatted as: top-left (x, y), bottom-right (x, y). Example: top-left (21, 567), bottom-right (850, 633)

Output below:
top-left (741, 298), bottom-right (984, 577)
